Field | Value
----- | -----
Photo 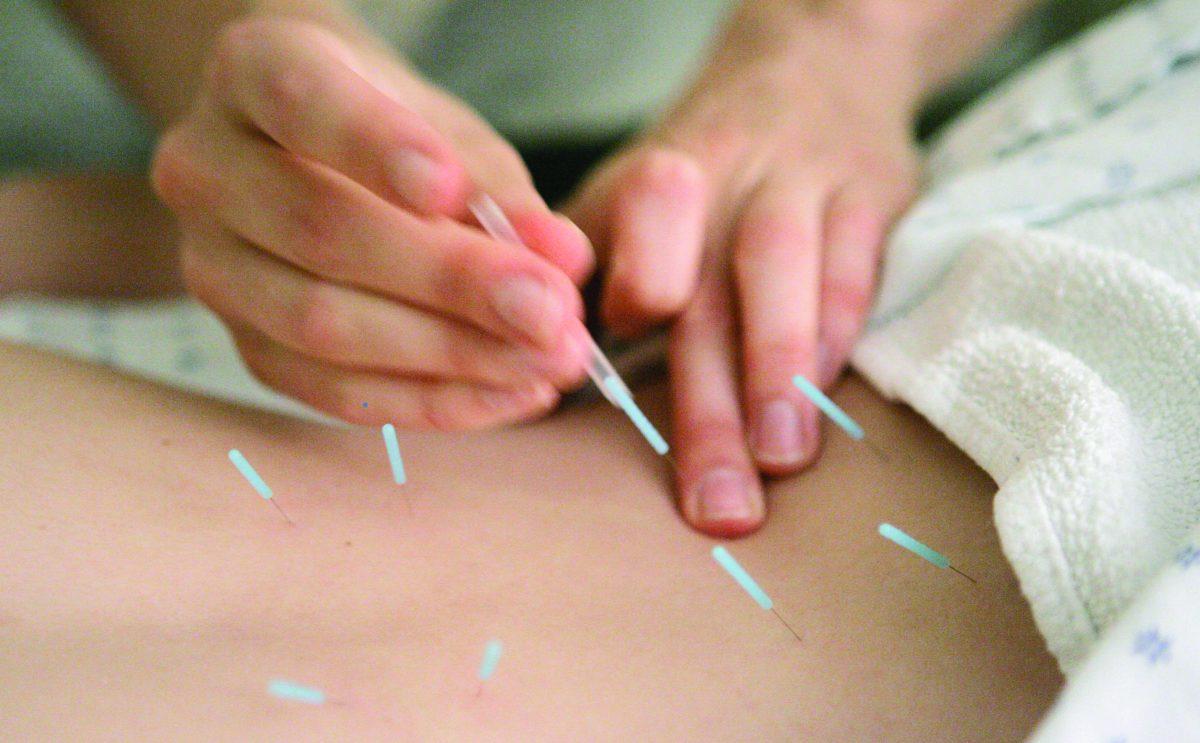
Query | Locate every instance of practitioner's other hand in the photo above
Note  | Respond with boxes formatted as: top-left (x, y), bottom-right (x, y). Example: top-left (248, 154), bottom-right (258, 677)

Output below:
top-left (564, 1), bottom-right (920, 535)
top-left (152, 16), bottom-right (594, 430)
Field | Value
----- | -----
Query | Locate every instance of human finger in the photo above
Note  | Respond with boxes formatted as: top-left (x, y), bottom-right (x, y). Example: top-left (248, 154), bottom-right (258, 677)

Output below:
top-left (817, 177), bottom-right (908, 385)
top-left (732, 172), bottom-right (825, 474)
top-left (229, 324), bottom-right (559, 430)
top-left (155, 120), bottom-right (588, 362)
top-left (207, 17), bottom-right (469, 214)
top-left (595, 148), bottom-right (708, 336)
top-left (180, 231), bottom-right (583, 389)
top-left (669, 259), bottom-right (765, 537)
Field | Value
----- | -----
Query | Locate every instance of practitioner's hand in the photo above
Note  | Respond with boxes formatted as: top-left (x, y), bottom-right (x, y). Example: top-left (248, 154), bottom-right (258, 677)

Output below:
top-left (152, 16), bottom-right (594, 430)
top-left (564, 2), bottom-right (921, 535)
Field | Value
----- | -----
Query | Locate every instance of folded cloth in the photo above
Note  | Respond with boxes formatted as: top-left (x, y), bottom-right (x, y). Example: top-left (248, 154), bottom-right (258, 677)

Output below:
top-left (852, 0), bottom-right (1200, 733)
top-left (0, 296), bottom-right (333, 424)
top-left (1029, 525), bottom-right (1200, 741)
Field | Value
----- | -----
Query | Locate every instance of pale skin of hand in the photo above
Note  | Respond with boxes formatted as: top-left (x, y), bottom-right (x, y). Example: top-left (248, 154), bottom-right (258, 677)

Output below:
top-left (144, 11), bottom-right (598, 430)
top-left (563, 0), bottom-right (1037, 537)
top-left (57, 0), bottom-right (1035, 536)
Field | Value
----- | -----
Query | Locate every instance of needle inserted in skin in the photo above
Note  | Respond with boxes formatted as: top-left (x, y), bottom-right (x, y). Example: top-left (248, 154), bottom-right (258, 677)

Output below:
top-left (381, 424), bottom-right (413, 516)
top-left (948, 565), bottom-right (978, 584)
top-left (475, 639), bottom-right (503, 696)
top-left (268, 498), bottom-right (295, 526)
top-left (603, 376), bottom-right (671, 458)
top-left (792, 374), bottom-right (889, 462)
top-left (229, 449), bottom-right (294, 525)
top-left (267, 679), bottom-right (326, 705)
top-left (771, 607), bottom-right (805, 643)
top-left (878, 523), bottom-right (976, 584)
top-left (711, 546), bottom-right (803, 642)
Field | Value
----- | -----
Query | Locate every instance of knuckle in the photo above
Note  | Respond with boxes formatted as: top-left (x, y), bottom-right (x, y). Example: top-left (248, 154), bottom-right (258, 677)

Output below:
top-left (323, 387), bottom-right (362, 423)
top-left (429, 238), bottom-right (478, 307)
top-left (689, 118), bottom-right (750, 165)
top-left (260, 67), bottom-right (315, 141)
top-left (685, 415), bottom-right (745, 452)
top-left (284, 188), bottom-right (347, 277)
top-left (620, 275), bottom-right (689, 320)
top-left (677, 287), bottom-right (732, 336)
top-left (831, 201), bottom-right (887, 238)
top-left (287, 372), bottom-right (348, 421)
top-left (231, 334), bottom-right (285, 392)
top-left (738, 213), bottom-right (816, 257)
top-left (178, 245), bottom-right (216, 303)
top-left (823, 274), bottom-right (874, 318)
top-left (343, 103), bottom-right (396, 156)
top-left (756, 335), bottom-right (817, 366)
top-left (414, 390), bottom-right (458, 431)
top-left (150, 130), bottom-right (212, 213)
top-left (208, 20), bottom-right (258, 90)
top-left (733, 217), bottom-right (817, 278)
top-left (292, 281), bottom-right (348, 356)
top-left (627, 147), bottom-right (706, 200)
top-left (843, 146), bottom-right (892, 175)
top-left (437, 334), bottom-right (481, 380)
top-left (845, 147), bottom-right (916, 189)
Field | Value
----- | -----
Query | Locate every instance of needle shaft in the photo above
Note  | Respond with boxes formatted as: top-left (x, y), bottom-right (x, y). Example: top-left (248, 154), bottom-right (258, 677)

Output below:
top-left (771, 607), bottom-right (804, 643)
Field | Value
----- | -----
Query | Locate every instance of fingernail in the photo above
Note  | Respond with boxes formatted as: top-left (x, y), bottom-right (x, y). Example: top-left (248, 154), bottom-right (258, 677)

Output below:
top-left (752, 399), bottom-right (803, 466)
top-left (389, 149), bottom-right (441, 211)
top-left (696, 469), bottom-right (753, 524)
top-left (480, 383), bottom-right (552, 413)
top-left (555, 212), bottom-right (595, 267)
top-left (490, 276), bottom-right (563, 345)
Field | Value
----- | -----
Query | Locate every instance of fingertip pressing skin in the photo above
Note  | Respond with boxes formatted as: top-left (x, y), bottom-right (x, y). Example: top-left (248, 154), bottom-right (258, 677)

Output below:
top-left (752, 399), bottom-right (822, 477)
top-left (669, 269), bottom-right (766, 538)
top-left (685, 467), bottom-right (766, 538)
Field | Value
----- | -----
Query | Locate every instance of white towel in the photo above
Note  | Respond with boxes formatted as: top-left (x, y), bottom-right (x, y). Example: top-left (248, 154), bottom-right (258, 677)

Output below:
top-left (852, 0), bottom-right (1200, 735)
top-left (1029, 523), bottom-right (1200, 741)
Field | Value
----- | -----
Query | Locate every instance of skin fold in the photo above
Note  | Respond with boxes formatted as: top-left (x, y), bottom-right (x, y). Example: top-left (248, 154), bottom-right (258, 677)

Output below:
top-left (0, 342), bottom-right (1061, 740)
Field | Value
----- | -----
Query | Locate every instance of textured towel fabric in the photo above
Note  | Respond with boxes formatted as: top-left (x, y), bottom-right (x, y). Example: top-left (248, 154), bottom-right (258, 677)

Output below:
top-left (1029, 524), bottom-right (1200, 741)
top-left (852, 0), bottom-right (1200, 709)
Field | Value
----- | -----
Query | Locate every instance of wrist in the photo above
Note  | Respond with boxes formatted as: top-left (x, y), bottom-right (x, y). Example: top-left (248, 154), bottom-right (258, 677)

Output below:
top-left (715, 0), bottom-right (929, 124)
top-left (799, 0), bottom-right (1037, 97)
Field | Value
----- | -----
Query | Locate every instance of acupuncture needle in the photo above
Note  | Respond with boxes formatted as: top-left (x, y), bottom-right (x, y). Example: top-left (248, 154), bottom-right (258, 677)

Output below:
top-left (380, 424), bottom-right (413, 516)
top-left (878, 523), bottom-right (976, 583)
top-left (475, 638), bottom-right (503, 696)
top-left (711, 546), bottom-right (803, 643)
top-left (229, 449), bottom-right (294, 525)
top-left (792, 374), bottom-right (890, 462)
top-left (267, 678), bottom-right (327, 705)
top-left (468, 194), bottom-right (672, 462)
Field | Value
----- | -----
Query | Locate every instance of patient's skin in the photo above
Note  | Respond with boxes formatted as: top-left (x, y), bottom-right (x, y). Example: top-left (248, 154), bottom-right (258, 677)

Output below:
top-left (0, 342), bottom-right (1061, 741)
